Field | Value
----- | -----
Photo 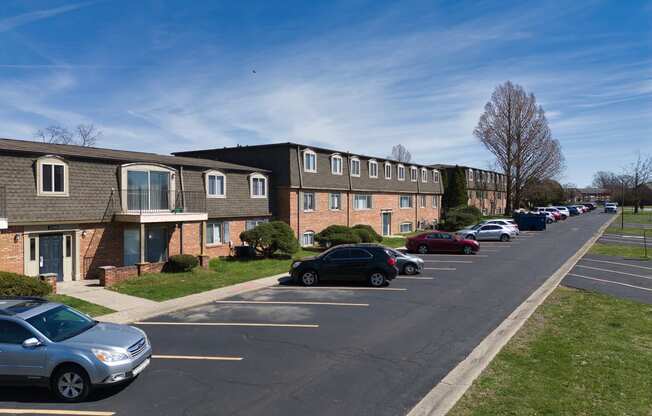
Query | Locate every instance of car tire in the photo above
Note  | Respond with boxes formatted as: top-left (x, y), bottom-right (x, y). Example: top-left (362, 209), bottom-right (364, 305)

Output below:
top-left (500, 234), bottom-right (510, 242)
top-left (403, 263), bottom-right (417, 275)
top-left (466, 234), bottom-right (475, 240)
top-left (369, 271), bottom-right (387, 287)
top-left (300, 270), bottom-right (318, 287)
top-left (51, 365), bottom-right (91, 403)
top-left (417, 245), bottom-right (428, 254)
top-left (462, 245), bottom-right (473, 255)
top-left (546, 219), bottom-right (553, 224)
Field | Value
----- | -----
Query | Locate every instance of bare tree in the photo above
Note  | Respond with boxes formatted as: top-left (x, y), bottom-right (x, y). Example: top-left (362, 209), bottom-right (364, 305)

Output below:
top-left (388, 144), bottom-right (412, 163)
top-left (36, 124), bottom-right (101, 147)
top-left (473, 81), bottom-right (565, 213)
top-left (624, 151), bottom-right (652, 213)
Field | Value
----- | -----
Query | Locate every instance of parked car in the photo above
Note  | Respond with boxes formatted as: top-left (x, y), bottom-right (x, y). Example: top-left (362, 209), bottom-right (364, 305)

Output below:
top-left (604, 203), bottom-right (618, 213)
top-left (534, 207), bottom-right (559, 221)
top-left (457, 223), bottom-right (517, 242)
top-left (0, 297), bottom-right (151, 402)
top-left (544, 207), bottom-right (565, 220)
top-left (406, 232), bottom-right (480, 255)
top-left (387, 248), bottom-right (424, 275)
top-left (567, 206), bottom-right (581, 216)
top-left (290, 244), bottom-right (398, 287)
top-left (481, 219), bottom-right (520, 235)
top-left (553, 206), bottom-right (570, 219)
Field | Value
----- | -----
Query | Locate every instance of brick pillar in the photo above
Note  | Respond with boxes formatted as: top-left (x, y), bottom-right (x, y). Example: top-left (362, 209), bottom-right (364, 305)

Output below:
top-left (200, 221), bottom-right (207, 255)
top-left (139, 223), bottom-right (146, 264)
top-left (38, 273), bottom-right (57, 294)
top-left (98, 266), bottom-right (116, 287)
top-left (136, 262), bottom-right (150, 276)
top-left (198, 255), bottom-right (210, 269)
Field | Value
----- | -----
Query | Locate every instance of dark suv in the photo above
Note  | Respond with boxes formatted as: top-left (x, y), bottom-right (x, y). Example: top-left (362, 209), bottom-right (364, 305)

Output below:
top-left (290, 244), bottom-right (398, 287)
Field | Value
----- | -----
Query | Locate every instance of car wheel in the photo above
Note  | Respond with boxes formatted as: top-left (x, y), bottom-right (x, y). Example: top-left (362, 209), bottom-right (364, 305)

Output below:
top-left (417, 245), bottom-right (428, 254)
top-left (369, 271), bottom-right (386, 287)
top-left (500, 234), bottom-right (510, 242)
top-left (466, 234), bottom-right (475, 240)
top-left (300, 270), bottom-right (318, 287)
top-left (403, 263), bottom-right (417, 275)
top-left (463, 245), bottom-right (473, 255)
top-left (52, 366), bottom-right (90, 403)
top-left (547, 219), bottom-right (553, 224)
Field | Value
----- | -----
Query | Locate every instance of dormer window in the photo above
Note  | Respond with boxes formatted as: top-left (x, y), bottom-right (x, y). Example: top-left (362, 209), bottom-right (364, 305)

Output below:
top-left (410, 166), bottom-right (418, 182)
top-left (433, 169), bottom-right (440, 183)
top-left (468, 169), bottom-right (474, 182)
top-left (350, 157), bottom-right (361, 177)
top-left (384, 162), bottom-right (392, 179)
top-left (368, 160), bottom-right (378, 178)
top-left (421, 168), bottom-right (428, 183)
top-left (205, 170), bottom-right (226, 198)
top-left (303, 149), bottom-right (317, 173)
top-left (37, 156), bottom-right (69, 196)
top-left (397, 164), bottom-right (405, 181)
top-left (331, 154), bottom-right (343, 175)
top-left (250, 173), bottom-right (268, 198)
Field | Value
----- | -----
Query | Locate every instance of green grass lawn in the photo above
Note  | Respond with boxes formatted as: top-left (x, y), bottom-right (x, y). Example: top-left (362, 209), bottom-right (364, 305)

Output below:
top-left (589, 242), bottom-right (650, 259)
top-left (605, 226), bottom-right (649, 236)
top-left (109, 249), bottom-right (316, 301)
top-left (46, 294), bottom-right (115, 317)
top-left (620, 207), bottom-right (652, 225)
top-left (381, 236), bottom-right (407, 248)
top-left (449, 287), bottom-right (652, 416)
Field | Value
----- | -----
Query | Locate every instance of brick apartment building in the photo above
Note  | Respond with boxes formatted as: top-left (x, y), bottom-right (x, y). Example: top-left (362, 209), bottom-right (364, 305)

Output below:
top-left (432, 164), bottom-right (507, 215)
top-left (0, 139), bottom-right (271, 282)
top-left (175, 143), bottom-right (444, 244)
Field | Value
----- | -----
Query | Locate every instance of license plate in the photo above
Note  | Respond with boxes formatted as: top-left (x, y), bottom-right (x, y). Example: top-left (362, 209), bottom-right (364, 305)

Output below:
top-left (132, 358), bottom-right (150, 376)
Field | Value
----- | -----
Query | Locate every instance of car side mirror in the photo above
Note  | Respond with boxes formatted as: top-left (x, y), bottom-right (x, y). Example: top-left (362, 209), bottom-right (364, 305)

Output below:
top-left (22, 337), bottom-right (42, 348)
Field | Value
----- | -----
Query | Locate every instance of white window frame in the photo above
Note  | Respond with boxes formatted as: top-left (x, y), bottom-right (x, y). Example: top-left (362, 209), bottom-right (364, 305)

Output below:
top-left (120, 163), bottom-right (177, 212)
top-left (468, 169), bottom-right (474, 182)
top-left (399, 195), bottom-right (413, 209)
top-left (432, 195), bottom-right (438, 208)
top-left (397, 164), bottom-right (405, 181)
top-left (350, 157), bottom-right (361, 177)
top-left (353, 193), bottom-right (372, 210)
top-left (249, 173), bottom-right (268, 198)
top-left (384, 162), bottom-right (392, 179)
top-left (329, 192), bottom-right (342, 210)
top-left (303, 191), bottom-right (316, 212)
top-left (400, 222), bottom-right (413, 233)
top-left (330, 154), bottom-right (343, 175)
top-left (410, 166), bottom-right (418, 182)
top-left (368, 159), bottom-right (378, 178)
top-left (206, 221), bottom-right (229, 246)
top-left (205, 170), bottom-right (226, 198)
top-left (302, 231), bottom-right (315, 247)
top-left (303, 149), bottom-right (317, 173)
top-left (36, 156), bottom-right (69, 197)
top-left (419, 194), bottom-right (427, 208)
top-left (421, 168), bottom-right (428, 183)
top-left (433, 169), bottom-right (440, 183)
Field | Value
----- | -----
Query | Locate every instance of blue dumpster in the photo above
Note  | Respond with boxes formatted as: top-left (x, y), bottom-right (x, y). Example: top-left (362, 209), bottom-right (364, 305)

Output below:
top-left (513, 213), bottom-right (547, 231)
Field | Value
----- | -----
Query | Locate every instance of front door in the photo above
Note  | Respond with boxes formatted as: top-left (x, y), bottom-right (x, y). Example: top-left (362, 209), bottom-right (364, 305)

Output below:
top-left (146, 225), bottom-right (168, 263)
top-left (39, 234), bottom-right (63, 281)
top-left (381, 212), bottom-right (391, 236)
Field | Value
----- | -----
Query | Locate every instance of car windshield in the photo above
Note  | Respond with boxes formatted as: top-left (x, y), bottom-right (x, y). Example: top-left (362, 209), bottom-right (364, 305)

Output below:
top-left (471, 224), bottom-right (483, 230)
top-left (26, 305), bottom-right (97, 342)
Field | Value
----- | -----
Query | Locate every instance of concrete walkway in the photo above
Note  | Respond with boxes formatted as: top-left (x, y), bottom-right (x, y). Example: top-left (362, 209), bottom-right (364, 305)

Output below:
top-left (57, 279), bottom-right (158, 312)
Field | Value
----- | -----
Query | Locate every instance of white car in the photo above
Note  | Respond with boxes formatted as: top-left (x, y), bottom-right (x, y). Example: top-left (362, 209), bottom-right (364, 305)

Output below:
top-left (604, 203), bottom-right (618, 213)
top-left (553, 206), bottom-right (570, 218)
top-left (481, 219), bottom-right (520, 235)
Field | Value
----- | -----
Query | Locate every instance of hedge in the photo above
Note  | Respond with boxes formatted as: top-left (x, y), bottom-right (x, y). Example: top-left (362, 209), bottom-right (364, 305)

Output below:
top-left (239, 221), bottom-right (299, 257)
top-left (315, 224), bottom-right (382, 247)
top-left (167, 254), bottom-right (199, 272)
top-left (0, 272), bottom-right (52, 297)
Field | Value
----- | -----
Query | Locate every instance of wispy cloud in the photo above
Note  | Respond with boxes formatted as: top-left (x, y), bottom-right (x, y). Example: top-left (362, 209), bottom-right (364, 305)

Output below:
top-left (0, 1), bottom-right (99, 33)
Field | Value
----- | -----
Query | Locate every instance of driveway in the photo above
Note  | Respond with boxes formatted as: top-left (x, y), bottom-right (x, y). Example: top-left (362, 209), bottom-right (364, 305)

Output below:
top-left (0, 212), bottom-right (613, 416)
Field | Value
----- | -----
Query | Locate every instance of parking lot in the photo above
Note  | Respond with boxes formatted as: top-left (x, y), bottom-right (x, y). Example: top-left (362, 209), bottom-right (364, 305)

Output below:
top-left (0, 211), bottom-right (613, 416)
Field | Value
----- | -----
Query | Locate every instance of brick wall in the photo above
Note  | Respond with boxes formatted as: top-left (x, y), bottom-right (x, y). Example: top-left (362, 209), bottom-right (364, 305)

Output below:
top-left (0, 226), bottom-right (24, 274)
top-left (204, 219), bottom-right (247, 258)
top-left (79, 222), bottom-right (123, 279)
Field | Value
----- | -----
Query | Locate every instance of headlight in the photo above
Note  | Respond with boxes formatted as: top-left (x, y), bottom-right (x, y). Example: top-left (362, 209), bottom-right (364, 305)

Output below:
top-left (93, 348), bottom-right (130, 363)
top-left (291, 261), bottom-right (302, 269)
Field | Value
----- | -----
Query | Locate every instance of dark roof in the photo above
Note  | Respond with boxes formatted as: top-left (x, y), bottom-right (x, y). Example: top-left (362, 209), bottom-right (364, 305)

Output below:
top-left (174, 141), bottom-right (440, 170)
top-left (0, 138), bottom-right (268, 173)
top-left (430, 163), bottom-right (504, 175)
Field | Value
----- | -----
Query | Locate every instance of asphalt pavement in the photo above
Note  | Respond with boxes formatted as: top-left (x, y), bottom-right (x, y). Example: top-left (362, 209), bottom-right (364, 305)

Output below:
top-left (0, 211), bottom-right (613, 416)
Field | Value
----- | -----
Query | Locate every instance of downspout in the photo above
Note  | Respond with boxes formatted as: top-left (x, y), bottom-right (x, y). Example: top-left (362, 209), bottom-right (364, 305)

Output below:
top-left (296, 145), bottom-right (303, 236)
top-left (415, 167), bottom-right (420, 228)
top-left (346, 152), bottom-right (353, 227)
top-left (178, 165), bottom-right (185, 254)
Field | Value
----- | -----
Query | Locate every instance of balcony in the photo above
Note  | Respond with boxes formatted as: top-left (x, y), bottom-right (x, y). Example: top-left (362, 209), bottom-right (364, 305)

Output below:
top-left (114, 189), bottom-right (208, 223)
top-left (0, 185), bottom-right (6, 230)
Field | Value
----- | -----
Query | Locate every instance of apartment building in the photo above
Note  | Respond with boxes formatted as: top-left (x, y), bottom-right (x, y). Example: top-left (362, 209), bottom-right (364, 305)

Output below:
top-left (433, 164), bottom-right (507, 215)
top-left (175, 143), bottom-right (444, 244)
top-left (0, 138), bottom-right (271, 282)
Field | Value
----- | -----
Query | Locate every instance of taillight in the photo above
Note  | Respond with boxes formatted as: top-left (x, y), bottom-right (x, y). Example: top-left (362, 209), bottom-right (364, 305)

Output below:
top-left (387, 257), bottom-right (397, 266)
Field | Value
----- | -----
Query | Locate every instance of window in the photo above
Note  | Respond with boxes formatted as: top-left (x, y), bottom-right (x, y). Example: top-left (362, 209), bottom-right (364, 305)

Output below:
top-left (37, 156), bottom-right (68, 196)
top-left (421, 168), bottom-right (428, 183)
top-left (384, 163), bottom-right (392, 179)
top-left (329, 192), bottom-right (342, 210)
top-left (410, 167), bottom-right (418, 182)
top-left (29, 237), bottom-right (36, 261)
top-left (432, 195), bottom-right (438, 208)
top-left (0, 321), bottom-right (34, 344)
top-left (350, 157), bottom-right (361, 177)
top-left (331, 154), bottom-right (343, 175)
top-left (303, 192), bottom-right (316, 211)
top-left (433, 170), bottom-right (440, 183)
top-left (399, 195), bottom-right (413, 208)
top-left (303, 149), bottom-right (317, 173)
top-left (400, 222), bottom-right (413, 233)
top-left (302, 231), bottom-right (315, 247)
top-left (397, 165), bottom-right (405, 181)
top-left (207, 221), bottom-right (230, 245)
top-left (419, 195), bottom-right (427, 208)
top-left (368, 160), bottom-right (378, 178)
top-left (353, 194), bottom-right (372, 210)
top-left (349, 248), bottom-right (373, 259)
top-left (245, 219), bottom-right (268, 230)
top-left (326, 248), bottom-right (350, 261)
top-left (468, 169), bottom-right (474, 182)
top-left (250, 173), bottom-right (267, 198)
top-left (206, 171), bottom-right (226, 198)
top-left (65, 235), bottom-right (72, 258)
top-left (123, 165), bottom-right (173, 212)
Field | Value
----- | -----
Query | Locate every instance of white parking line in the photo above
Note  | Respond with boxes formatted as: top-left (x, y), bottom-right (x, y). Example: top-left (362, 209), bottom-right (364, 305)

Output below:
top-left (423, 260), bottom-right (473, 264)
top-left (581, 258), bottom-right (652, 271)
top-left (398, 276), bottom-right (435, 280)
top-left (574, 265), bottom-right (652, 280)
top-left (567, 273), bottom-right (652, 293)
top-left (271, 286), bottom-right (407, 291)
top-left (137, 321), bottom-right (319, 328)
top-left (421, 254), bottom-right (488, 257)
top-left (424, 267), bottom-right (456, 271)
top-left (0, 410), bottom-right (115, 416)
top-left (599, 237), bottom-right (647, 245)
top-left (153, 354), bottom-right (243, 361)
top-left (215, 300), bottom-right (369, 307)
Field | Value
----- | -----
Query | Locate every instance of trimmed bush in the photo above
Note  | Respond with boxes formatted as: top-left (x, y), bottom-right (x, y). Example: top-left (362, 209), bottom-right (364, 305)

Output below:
top-left (167, 254), bottom-right (199, 272)
top-left (239, 221), bottom-right (299, 258)
top-left (439, 206), bottom-right (482, 231)
top-left (0, 272), bottom-right (52, 297)
top-left (315, 225), bottom-right (374, 247)
top-left (351, 224), bottom-right (383, 243)
top-left (321, 231), bottom-right (362, 247)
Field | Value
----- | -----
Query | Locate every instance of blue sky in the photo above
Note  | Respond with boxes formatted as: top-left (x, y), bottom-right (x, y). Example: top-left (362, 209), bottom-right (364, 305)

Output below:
top-left (0, 0), bottom-right (650, 186)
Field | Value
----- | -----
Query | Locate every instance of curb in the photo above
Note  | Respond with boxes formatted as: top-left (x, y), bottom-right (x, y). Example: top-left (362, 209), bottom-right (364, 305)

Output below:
top-left (406, 214), bottom-right (618, 416)
top-left (96, 272), bottom-right (289, 324)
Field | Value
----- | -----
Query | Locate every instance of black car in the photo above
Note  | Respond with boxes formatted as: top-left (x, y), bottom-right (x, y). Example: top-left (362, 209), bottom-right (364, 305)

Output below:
top-left (290, 244), bottom-right (399, 287)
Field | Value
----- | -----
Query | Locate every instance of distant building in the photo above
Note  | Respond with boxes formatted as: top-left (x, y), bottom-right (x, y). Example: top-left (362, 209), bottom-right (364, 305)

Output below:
top-left (567, 187), bottom-right (611, 203)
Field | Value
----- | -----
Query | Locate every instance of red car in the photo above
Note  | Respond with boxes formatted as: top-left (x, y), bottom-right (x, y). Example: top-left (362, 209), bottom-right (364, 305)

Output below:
top-left (406, 232), bottom-right (480, 255)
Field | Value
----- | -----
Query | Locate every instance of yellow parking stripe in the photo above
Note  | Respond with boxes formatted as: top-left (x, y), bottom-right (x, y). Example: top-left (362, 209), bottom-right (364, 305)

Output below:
top-left (136, 321), bottom-right (319, 328)
top-left (153, 355), bottom-right (243, 361)
top-left (0, 410), bottom-right (114, 416)
top-left (215, 300), bottom-right (369, 307)
top-left (270, 286), bottom-right (407, 291)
